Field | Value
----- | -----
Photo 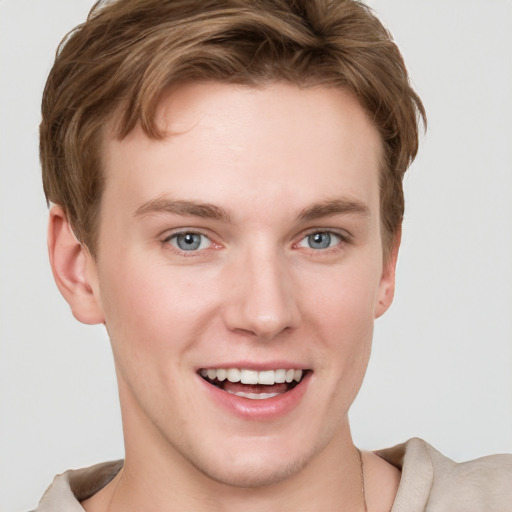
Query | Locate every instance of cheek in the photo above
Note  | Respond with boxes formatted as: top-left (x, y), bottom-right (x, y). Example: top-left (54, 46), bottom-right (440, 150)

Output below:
top-left (300, 262), bottom-right (380, 382)
top-left (97, 254), bottom-right (219, 359)
top-left (317, 283), bottom-right (375, 370)
top-left (302, 262), bottom-right (381, 330)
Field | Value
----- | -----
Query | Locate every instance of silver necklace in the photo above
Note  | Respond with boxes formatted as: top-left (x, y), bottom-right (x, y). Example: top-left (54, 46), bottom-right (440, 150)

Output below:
top-left (357, 448), bottom-right (368, 512)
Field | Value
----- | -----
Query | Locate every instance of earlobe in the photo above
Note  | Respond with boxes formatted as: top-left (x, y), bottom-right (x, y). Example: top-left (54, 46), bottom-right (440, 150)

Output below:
top-left (47, 205), bottom-right (105, 325)
top-left (374, 229), bottom-right (401, 319)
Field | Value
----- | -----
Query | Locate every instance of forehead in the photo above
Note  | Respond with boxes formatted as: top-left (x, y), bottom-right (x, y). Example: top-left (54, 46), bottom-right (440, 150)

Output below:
top-left (101, 82), bottom-right (382, 219)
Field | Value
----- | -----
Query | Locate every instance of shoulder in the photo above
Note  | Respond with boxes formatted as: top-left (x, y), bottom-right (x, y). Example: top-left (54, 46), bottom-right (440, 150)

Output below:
top-left (376, 438), bottom-right (512, 512)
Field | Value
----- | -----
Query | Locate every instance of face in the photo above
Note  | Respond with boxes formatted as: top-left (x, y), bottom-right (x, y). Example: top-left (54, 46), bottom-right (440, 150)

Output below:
top-left (83, 82), bottom-right (396, 486)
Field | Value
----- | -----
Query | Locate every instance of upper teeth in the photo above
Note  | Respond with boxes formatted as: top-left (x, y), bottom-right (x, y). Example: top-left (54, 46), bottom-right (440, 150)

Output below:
top-left (200, 368), bottom-right (303, 385)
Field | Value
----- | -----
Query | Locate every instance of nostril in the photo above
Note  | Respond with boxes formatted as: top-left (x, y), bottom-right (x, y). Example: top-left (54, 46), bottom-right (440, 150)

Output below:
top-left (222, 264), bottom-right (300, 339)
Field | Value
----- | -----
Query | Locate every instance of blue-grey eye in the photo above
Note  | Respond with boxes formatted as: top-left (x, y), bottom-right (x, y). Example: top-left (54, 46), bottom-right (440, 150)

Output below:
top-left (299, 232), bottom-right (341, 250)
top-left (170, 232), bottom-right (211, 251)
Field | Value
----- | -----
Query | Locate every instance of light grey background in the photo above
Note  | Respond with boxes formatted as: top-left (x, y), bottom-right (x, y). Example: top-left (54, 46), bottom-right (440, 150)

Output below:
top-left (1, 1), bottom-right (511, 510)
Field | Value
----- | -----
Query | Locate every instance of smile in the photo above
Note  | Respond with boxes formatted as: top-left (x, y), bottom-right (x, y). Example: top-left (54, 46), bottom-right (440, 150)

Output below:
top-left (199, 368), bottom-right (308, 400)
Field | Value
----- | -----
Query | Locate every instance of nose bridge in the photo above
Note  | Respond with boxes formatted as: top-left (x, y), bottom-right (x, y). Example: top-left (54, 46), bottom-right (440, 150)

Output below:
top-left (224, 242), bottom-right (299, 340)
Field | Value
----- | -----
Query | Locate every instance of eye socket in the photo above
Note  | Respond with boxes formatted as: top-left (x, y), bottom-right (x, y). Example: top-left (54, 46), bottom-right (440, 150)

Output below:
top-left (167, 232), bottom-right (212, 251)
top-left (298, 231), bottom-right (342, 250)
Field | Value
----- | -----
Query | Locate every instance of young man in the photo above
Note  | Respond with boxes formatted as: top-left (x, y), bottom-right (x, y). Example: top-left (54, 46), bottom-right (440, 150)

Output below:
top-left (35, 0), bottom-right (512, 510)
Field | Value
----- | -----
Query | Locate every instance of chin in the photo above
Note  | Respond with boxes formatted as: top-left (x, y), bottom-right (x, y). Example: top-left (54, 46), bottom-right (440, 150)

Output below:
top-left (181, 428), bottom-right (333, 489)
top-left (196, 451), bottom-right (311, 489)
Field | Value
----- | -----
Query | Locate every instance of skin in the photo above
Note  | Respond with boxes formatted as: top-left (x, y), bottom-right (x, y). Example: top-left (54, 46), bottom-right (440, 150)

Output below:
top-left (49, 82), bottom-right (400, 511)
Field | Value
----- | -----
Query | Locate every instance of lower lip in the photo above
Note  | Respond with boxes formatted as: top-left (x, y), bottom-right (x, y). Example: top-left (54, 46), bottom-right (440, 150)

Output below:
top-left (198, 372), bottom-right (312, 421)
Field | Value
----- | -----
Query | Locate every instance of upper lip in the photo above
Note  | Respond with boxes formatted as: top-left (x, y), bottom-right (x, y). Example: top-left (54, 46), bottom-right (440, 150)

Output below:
top-left (197, 361), bottom-right (310, 371)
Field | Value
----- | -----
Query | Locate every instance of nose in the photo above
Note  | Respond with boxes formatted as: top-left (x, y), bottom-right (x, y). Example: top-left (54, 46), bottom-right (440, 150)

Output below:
top-left (223, 248), bottom-right (300, 341)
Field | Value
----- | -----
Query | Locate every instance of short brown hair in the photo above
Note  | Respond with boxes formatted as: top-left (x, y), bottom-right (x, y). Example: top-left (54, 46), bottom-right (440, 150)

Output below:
top-left (40, 0), bottom-right (426, 257)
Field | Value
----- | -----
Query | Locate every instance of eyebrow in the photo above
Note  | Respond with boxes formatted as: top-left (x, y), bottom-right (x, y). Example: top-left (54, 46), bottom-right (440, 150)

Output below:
top-left (134, 198), bottom-right (232, 223)
top-left (296, 198), bottom-right (370, 222)
top-left (134, 196), bottom-right (369, 224)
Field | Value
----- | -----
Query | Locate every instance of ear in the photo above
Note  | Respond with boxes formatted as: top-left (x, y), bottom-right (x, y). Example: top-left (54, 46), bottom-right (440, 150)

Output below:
top-left (47, 205), bottom-right (105, 325)
top-left (374, 228), bottom-right (401, 319)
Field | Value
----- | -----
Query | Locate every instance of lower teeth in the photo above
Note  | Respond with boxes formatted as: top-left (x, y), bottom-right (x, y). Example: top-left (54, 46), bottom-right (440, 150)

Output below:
top-left (226, 390), bottom-right (281, 400)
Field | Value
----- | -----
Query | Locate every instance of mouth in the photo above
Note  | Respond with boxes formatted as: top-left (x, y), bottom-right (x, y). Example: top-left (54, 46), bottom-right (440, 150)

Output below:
top-left (199, 367), bottom-right (310, 400)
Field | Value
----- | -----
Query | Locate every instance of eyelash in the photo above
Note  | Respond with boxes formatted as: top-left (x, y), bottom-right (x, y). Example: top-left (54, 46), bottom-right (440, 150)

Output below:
top-left (296, 229), bottom-right (351, 252)
top-left (162, 230), bottom-right (217, 256)
top-left (161, 228), bottom-right (351, 256)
